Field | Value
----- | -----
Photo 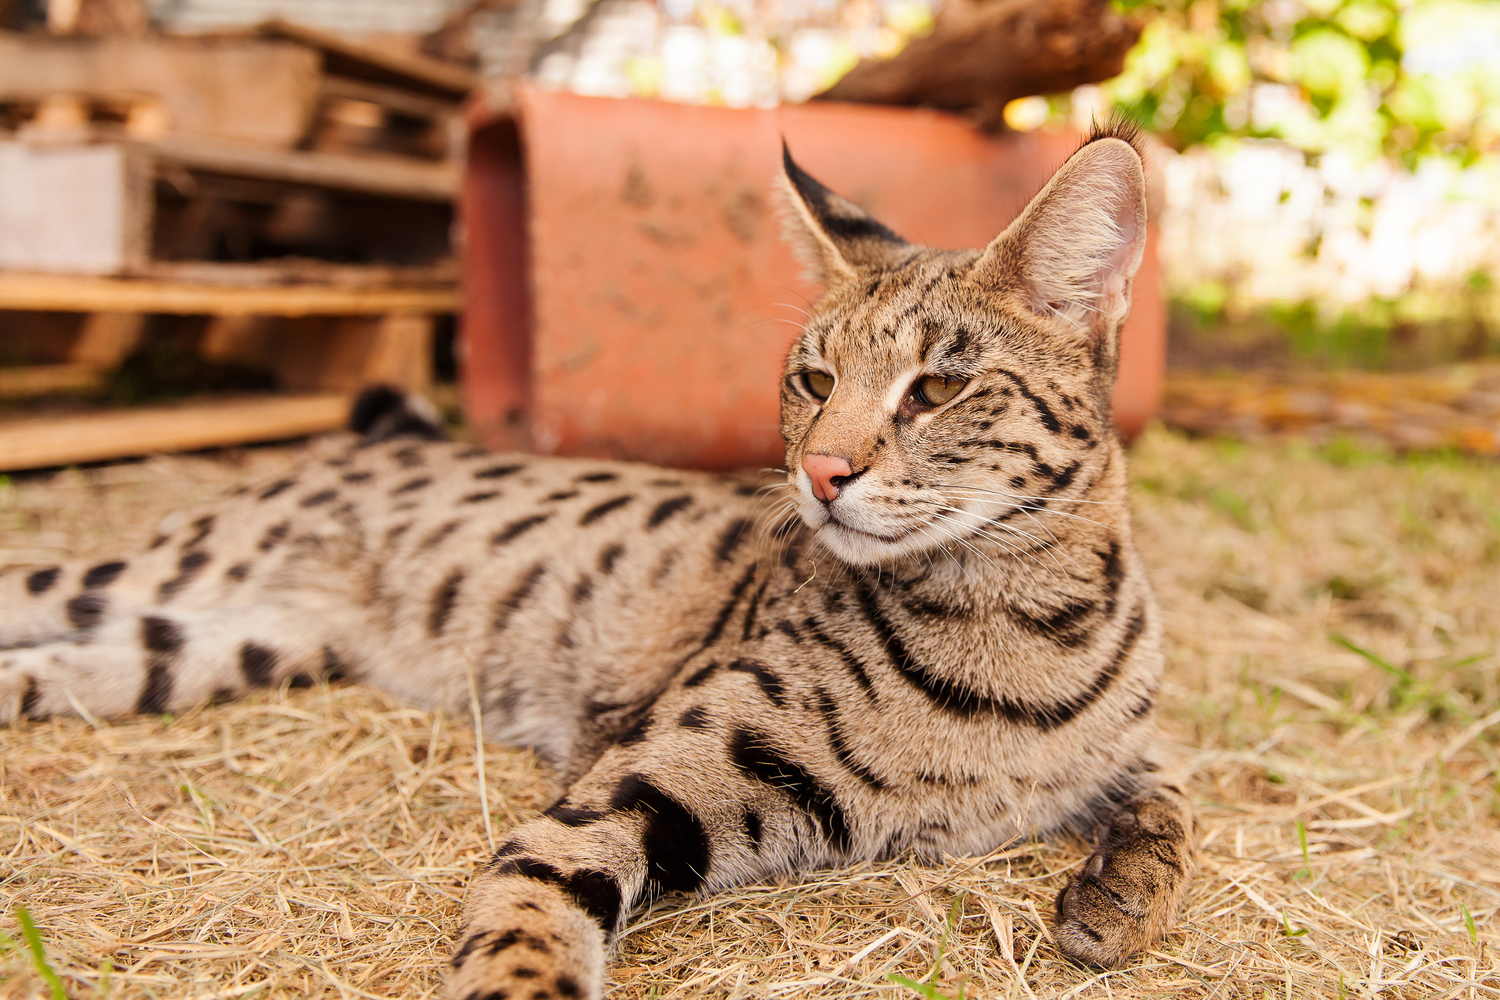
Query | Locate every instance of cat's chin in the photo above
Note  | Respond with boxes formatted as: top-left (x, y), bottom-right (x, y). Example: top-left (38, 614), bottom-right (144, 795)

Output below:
top-left (814, 518), bottom-right (936, 567)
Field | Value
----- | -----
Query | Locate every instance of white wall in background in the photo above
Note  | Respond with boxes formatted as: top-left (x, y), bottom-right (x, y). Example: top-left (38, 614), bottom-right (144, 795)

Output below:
top-left (146, 0), bottom-right (470, 34)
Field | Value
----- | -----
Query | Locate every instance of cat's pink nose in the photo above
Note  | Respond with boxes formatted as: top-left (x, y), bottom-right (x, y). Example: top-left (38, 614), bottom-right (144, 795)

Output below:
top-left (803, 454), bottom-right (854, 503)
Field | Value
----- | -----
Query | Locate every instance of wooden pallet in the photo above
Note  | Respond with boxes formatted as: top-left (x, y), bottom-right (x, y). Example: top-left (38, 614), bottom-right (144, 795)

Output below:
top-left (0, 273), bottom-right (457, 469)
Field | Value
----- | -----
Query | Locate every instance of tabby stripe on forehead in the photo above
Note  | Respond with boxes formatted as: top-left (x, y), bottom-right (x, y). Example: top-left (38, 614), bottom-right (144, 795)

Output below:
top-left (817, 690), bottom-right (885, 789)
top-left (995, 369), bottom-right (1062, 433)
top-left (428, 570), bottom-right (464, 636)
top-left (580, 495), bottom-right (633, 526)
top-left (728, 728), bottom-right (850, 852)
top-left (493, 563), bottom-right (547, 632)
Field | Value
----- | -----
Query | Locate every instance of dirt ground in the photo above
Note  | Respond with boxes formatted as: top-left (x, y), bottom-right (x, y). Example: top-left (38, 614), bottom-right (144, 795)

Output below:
top-left (1, 426), bottom-right (1497, 999)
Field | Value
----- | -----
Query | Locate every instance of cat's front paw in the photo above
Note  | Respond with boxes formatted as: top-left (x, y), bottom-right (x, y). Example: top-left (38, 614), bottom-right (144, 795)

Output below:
top-left (447, 887), bottom-right (605, 1000)
top-left (1052, 785), bottom-right (1194, 966)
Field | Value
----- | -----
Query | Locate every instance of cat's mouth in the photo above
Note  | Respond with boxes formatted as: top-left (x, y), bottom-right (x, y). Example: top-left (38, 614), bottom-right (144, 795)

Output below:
top-left (823, 514), bottom-right (907, 544)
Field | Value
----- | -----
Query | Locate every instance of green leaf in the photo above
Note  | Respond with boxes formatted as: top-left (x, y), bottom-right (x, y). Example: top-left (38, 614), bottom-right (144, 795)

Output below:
top-left (1298, 819), bottom-right (1311, 870)
top-left (15, 907), bottom-right (68, 1000)
top-left (1461, 902), bottom-right (1478, 944)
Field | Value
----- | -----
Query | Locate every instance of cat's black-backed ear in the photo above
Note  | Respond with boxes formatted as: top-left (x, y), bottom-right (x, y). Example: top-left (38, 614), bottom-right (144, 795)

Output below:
top-left (977, 126), bottom-right (1148, 357)
top-left (778, 143), bottom-right (910, 285)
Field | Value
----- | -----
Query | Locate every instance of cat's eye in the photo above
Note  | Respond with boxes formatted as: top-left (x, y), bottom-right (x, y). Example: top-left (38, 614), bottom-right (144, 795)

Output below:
top-left (913, 375), bottom-right (967, 407)
top-left (801, 371), bottom-right (835, 401)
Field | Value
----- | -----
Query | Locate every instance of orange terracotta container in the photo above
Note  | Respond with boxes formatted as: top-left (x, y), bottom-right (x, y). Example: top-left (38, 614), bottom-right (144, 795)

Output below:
top-left (463, 82), bottom-right (1164, 470)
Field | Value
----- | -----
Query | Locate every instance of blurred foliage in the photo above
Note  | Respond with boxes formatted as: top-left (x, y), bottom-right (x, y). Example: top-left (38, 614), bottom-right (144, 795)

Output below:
top-left (1106, 0), bottom-right (1500, 167)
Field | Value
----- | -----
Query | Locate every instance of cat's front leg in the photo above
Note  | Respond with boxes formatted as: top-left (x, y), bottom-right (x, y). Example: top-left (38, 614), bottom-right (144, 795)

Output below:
top-left (1052, 782), bottom-right (1196, 965)
top-left (447, 730), bottom-right (832, 999)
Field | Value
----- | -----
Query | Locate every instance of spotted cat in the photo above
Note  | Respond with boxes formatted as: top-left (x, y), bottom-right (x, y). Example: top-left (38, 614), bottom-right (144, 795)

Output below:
top-left (0, 124), bottom-right (1194, 999)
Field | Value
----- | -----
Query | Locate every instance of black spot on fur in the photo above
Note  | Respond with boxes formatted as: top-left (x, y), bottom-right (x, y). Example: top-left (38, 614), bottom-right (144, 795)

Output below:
top-left (647, 495), bottom-right (694, 529)
top-left (66, 592), bottom-right (108, 632)
top-left (609, 773), bottom-right (709, 893)
top-left (20, 678), bottom-right (40, 719)
top-left (157, 550), bottom-right (209, 602)
top-left (817, 690), bottom-right (885, 789)
top-left (392, 445), bottom-right (425, 468)
top-left (239, 643), bottom-right (277, 687)
top-left (726, 659), bottom-right (786, 708)
top-left (673, 566), bottom-right (756, 668)
top-left (742, 809), bottom-right (763, 849)
top-left (615, 711), bottom-right (653, 746)
top-left (571, 576), bottom-right (593, 604)
top-left (183, 515), bottom-right (215, 548)
top-left (258, 478), bottom-right (297, 501)
top-left (490, 857), bottom-right (622, 932)
top-left (299, 489), bottom-right (337, 508)
top-left (141, 615), bottom-right (184, 653)
top-left (682, 661), bottom-right (720, 687)
top-left (577, 472), bottom-right (617, 483)
top-left (342, 471), bottom-right (372, 483)
top-left (678, 705), bottom-right (710, 729)
top-left (392, 477), bottom-right (431, 496)
top-left (349, 385), bottom-right (444, 442)
top-left (493, 514), bottom-right (551, 546)
top-left (597, 543), bottom-right (624, 575)
top-left (729, 728), bottom-right (850, 852)
top-left (545, 802), bottom-right (604, 827)
top-left (136, 662), bottom-right (174, 714)
top-left (81, 562), bottom-right (126, 589)
top-left (556, 976), bottom-right (581, 998)
top-left (26, 567), bottom-right (60, 595)
top-left (544, 490), bottom-right (578, 502)
top-left (428, 570), bottom-right (464, 636)
top-left (462, 491), bottom-right (500, 503)
top-left (420, 520), bottom-right (463, 551)
top-left (258, 521), bottom-right (290, 552)
top-left (475, 464), bottom-right (525, 480)
top-left (580, 495), bottom-right (633, 526)
top-left (714, 518), bottom-right (752, 563)
top-left (493, 563), bottom-right (547, 631)
top-left (804, 619), bottom-right (874, 695)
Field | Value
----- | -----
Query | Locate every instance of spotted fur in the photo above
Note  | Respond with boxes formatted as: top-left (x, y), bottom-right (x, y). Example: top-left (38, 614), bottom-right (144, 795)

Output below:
top-left (0, 124), bottom-right (1193, 997)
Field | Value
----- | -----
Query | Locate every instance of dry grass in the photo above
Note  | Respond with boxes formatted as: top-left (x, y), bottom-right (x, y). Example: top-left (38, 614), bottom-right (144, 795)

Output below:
top-left (1, 428), bottom-right (1497, 999)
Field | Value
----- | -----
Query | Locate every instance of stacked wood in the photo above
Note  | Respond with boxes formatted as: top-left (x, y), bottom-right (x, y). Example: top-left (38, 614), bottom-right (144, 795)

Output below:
top-left (0, 22), bottom-right (477, 469)
top-left (817, 0), bottom-right (1141, 128)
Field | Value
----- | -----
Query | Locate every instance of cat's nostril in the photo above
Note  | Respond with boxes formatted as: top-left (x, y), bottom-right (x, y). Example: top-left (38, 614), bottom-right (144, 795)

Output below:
top-left (803, 454), bottom-right (855, 503)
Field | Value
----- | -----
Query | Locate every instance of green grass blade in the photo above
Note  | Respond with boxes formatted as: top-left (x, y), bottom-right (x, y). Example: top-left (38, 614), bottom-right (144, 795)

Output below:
top-left (1329, 634), bottom-right (1414, 683)
top-left (15, 907), bottom-right (67, 1000)
top-left (1461, 902), bottom-right (1477, 944)
top-left (887, 973), bottom-right (949, 999)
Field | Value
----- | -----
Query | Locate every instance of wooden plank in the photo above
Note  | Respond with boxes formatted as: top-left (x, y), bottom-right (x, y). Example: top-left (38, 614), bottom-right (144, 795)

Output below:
top-left (147, 134), bottom-right (458, 201)
top-left (70, 312), bottom-right (145, 367)
top-left (0, 273), bottom-right (460, 316)
top-left (259, 19), bottom-right (478, 98)
top-left (0, 364), bottom-right (104, 398)
top-left (0, 394), bottom-right (349, 471)
top-left (322, 75), bottom-right (459, 122)
top-left (0, 36), bottom-right (321, 148)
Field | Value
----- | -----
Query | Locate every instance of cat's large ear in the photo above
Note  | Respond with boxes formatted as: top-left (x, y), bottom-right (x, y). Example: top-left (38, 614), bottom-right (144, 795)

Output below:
top-left (778, 143), bottom-right (910, 285)
top-left (978, 126), bottom-right (1148, 356)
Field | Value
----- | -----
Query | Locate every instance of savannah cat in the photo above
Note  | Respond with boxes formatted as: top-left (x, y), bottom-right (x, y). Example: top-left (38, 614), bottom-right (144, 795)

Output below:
top-left (0, 123), bottom-right (1194, 999)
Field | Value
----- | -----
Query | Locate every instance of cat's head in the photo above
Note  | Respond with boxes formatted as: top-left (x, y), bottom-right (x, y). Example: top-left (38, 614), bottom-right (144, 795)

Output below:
top-left (777, 125), bottom-right (1148, 567)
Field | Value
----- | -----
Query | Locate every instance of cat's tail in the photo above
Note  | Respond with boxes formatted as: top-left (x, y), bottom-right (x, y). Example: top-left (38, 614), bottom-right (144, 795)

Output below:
top-left (349, 384), bottom-right (446, 443)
